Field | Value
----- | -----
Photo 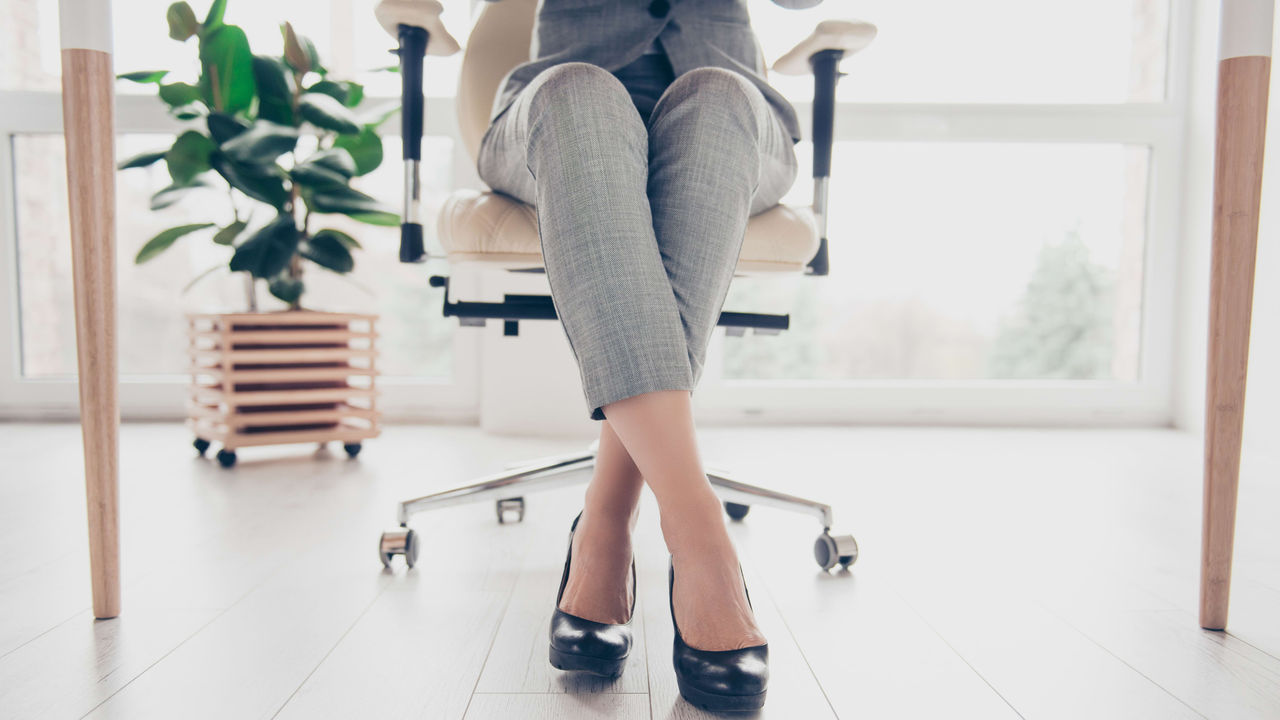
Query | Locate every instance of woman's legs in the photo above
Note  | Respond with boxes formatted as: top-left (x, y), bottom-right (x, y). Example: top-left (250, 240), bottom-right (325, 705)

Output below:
top-left (602, 390), bottom-right (767, 651)
top-left (646, 67), bottom-right (799, 386)
top-left (478, 62), bottom-right (696, 422)
top-left (556, 419), bottom-right (643, 624)
top-left (598, 68), bottom-right (796, 650)
top-left (476, 62), bottom-right (797, 651)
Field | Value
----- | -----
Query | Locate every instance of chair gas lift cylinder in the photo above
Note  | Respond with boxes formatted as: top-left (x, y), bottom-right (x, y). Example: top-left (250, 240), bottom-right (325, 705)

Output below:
top-left (373, 0), bottom-right (873, 572)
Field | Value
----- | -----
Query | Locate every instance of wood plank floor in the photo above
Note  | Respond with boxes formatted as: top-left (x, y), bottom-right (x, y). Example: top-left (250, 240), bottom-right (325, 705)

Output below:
top-left (1, 423), bottom-right (1277, 719)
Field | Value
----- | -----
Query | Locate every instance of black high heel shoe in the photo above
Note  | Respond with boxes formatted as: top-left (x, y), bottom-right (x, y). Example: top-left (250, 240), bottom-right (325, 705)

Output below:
top-left (669, 557), bottom-right (769, 712)
top-left (548, 511), bottom-right (636, 678)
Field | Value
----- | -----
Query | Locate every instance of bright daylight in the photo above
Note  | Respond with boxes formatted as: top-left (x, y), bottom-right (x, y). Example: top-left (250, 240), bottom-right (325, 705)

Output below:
top-left (1, 0), bottom-right (1278, 718)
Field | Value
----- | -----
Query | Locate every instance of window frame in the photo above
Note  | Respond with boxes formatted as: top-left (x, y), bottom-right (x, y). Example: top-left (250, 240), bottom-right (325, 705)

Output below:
top-left (0, 0), bottom-right (1192, 424)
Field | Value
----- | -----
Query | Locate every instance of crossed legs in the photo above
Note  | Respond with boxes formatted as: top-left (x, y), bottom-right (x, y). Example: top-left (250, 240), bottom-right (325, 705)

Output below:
top-left (477, 62), bottom-right (796, 650)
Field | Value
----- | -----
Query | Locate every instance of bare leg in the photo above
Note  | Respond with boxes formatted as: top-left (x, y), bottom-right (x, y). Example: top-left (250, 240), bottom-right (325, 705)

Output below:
top-left (558, 419), bottom-right (643, 624)
top-left (603, 390), bottom-right (765, 651)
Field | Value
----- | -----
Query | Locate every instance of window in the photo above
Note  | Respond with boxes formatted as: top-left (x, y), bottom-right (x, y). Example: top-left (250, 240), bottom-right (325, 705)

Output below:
top-left (0, 0), bottom-right (1189, 423)
top-left (723, 142), bottom-right (1149, 382)
top-left (753, 0), bottom-right (1171, 104)
top-left (12, 134), bottom-right (457, 380)
top-left (695, 0), bottom-right (1182, 422)
top-left (0, 0), bottom-right (479, 416)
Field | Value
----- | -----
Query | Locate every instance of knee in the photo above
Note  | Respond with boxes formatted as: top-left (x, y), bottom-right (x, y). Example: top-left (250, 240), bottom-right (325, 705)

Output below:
top-left (656, 67), bottom-right (761, 119)
top-left (527, 62), bottom-right (644, 135)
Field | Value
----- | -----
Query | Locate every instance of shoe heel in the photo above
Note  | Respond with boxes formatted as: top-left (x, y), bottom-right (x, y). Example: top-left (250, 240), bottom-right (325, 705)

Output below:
top-left (549, 645), bottom-right (626, 678)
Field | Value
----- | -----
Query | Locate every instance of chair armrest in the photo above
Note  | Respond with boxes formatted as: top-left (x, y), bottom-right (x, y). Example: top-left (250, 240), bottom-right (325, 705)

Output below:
top-left (376, 0), bottom-right (462, 262)
top-left (374, 0), bottom-right (461, 56)
top-left (772, 20), bottom-right (877, 77)
top-left (772, 21), bottom-right (877, 276)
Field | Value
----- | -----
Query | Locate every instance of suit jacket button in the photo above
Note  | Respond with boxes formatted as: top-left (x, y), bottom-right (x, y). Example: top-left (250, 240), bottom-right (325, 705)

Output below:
top-left (648, 0), bottom-right (670, 18)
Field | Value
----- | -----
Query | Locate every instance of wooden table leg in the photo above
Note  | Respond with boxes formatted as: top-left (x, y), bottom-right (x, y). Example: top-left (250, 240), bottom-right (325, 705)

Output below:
top-left (59, 0), bottom-right (120, 620)
top-left (1199, 0), bottom-right (1273, 632)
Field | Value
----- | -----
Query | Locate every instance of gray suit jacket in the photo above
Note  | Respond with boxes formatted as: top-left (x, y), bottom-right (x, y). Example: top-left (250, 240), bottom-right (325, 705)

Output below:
top-left (486, 0), bottom-right (823, 143)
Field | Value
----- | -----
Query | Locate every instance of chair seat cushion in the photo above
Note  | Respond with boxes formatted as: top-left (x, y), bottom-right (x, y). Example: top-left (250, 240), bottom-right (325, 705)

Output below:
top-left (437, 189), bottom-right (819, 274)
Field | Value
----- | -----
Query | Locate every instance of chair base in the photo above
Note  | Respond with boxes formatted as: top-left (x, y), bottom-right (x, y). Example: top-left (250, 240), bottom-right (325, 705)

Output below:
top-left (378, 441), bottom-right (858, 571)
top-left (429, 275), bottom-right (789, 337)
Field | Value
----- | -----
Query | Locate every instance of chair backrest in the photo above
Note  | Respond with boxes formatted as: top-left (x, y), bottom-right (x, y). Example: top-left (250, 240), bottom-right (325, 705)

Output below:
top-left (455, 0), bottom-right (538, 162)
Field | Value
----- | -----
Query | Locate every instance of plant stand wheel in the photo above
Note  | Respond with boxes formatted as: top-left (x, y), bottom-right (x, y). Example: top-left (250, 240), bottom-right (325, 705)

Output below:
top-left (814, 532), bottom-right (858, 570)
top-left (379, 527), bottom-right (419, 569)
top-left (216, 448), bottom-right (237, 468)
top-left (343, 442), bottom-right (363, 458)
top-left (193, 438), bottom-right (211, 456)
top-left (724, 502), bottom-right (750, 521)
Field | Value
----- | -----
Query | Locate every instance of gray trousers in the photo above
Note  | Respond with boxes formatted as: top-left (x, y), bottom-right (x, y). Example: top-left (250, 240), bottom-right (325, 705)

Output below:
top-left (477, 60), bottom-right (798, 421)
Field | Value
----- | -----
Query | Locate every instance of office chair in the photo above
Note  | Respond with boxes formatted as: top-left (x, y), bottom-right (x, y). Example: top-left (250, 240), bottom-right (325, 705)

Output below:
top-left (375, 0), bottom-right (876, 572)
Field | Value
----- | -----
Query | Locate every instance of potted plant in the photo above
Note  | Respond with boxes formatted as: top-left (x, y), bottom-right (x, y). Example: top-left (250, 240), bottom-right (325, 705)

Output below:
top-left (119, 0), bottom-right (392, 467)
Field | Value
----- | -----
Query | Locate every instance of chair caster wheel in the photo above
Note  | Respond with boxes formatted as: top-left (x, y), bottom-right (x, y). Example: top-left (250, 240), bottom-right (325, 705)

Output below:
top-left (814, 532), bottom-right (858, 570)
top-left (725, 502), bottom-right (750, 521)
top-left (379, 527), bottom-right (419, 569)
top-left (194, 438), bottom-right (210, 456)
top-left (343, 443), bottom-right (362, 458)
top-left (216, 449), bottom-right (237, 468)
top-left (496, 497), bottom-right (524, 524)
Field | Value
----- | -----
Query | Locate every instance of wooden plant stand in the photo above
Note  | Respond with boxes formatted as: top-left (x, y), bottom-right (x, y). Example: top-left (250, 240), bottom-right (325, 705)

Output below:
top-left (186, 311), bottom-right (381, 468)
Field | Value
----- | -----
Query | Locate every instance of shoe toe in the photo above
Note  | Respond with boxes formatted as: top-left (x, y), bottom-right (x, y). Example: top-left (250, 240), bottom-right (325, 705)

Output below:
top-left (674, 643), bottom-right (769, 696)
top-left (550, 608), bottom-right (632, 660)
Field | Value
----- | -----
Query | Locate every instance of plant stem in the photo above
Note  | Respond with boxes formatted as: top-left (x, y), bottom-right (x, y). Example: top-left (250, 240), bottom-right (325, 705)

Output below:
top-left (244, 272), bottom-right (258, 312)
top-left (284, 64), bottom-right (308, 311)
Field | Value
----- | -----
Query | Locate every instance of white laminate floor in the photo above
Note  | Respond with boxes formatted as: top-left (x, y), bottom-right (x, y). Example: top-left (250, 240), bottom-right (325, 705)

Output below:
top-left (1, 422), bottom-right (1278, 719)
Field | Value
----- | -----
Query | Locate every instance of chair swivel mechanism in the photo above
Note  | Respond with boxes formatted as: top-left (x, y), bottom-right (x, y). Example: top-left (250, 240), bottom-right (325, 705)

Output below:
top-left (373, 0), bottom-right (876, 572)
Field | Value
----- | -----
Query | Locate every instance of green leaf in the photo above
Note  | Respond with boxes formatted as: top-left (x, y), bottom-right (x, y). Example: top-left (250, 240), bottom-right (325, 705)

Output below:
top-left (210, 153), bottom-right (290, 209)
top-left (166, 2), bottom-right (199, 40)
top-left (309, 148), bottom-right (356, 177)
top-left (150, 178), bottom-right (211, 210)
top-left (306, 79), bottom-right (346, 104)
top-left (298, 93), bottom-right (361, 135)
top-left (158, 82), bottom-right (202, 108)
top-left (291, 149), bottom-right (357, 189)
top-left (202, 0), bottom-right (226, 31)
top-left (165, 130), bottom-right (215, 184)
top-left (268, 274), bottom-right (304, 304)
top-left (117, 149), bottom-right (168, 170)
top-left (289, 163), bottom-right (348, 190)
top-left (135, 223), bottom-right (214, 264)
top-left (307, 80), bottom-right (363, 108)
top-left (206, 111), bottom-right (250, 143)
top-left (313, 228), bottom-right (361, 250)
top-left (218, 121), bottom-right (299, 164)
top-left (170, 103), bottom-right (207, 120)
top-left (118, 70), bottom-right (169, 84)
top-left (198, 24), bottom-right (256, 114)
top-left (251, 56), bottom-right (295, 126)
top-left (212, 219), bottom-right (247, 245)
top-left (301, 232), bottom-right (354, 273)
top-left (333, 126), bottom-right (383, 175)
top-left (342, 82), bottom-right (364, 108)
top-left (306, 185), bottom-right (398, 226)
top-left (229, 215), bottom-right (300, 279)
